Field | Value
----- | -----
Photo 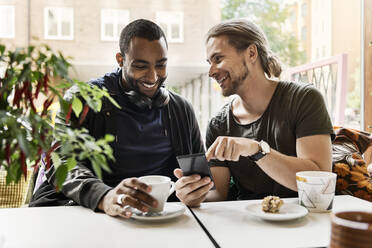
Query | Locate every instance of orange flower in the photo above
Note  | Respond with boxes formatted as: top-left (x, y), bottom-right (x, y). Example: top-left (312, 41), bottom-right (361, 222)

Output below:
top-left (351, 165), bottom-right (368, 175)
top-left (336, 178), bottom-right (349, 191)
top-left (357, 179), bottom-right (372, 193)
top-left (351, 153), bottom-right (366, 165)
top-left (353, 190), bottom-right (372, 202)
top-left (351, 172), bottom-right (372, 192)
top-left (352, 153), bottom-right (362, 160)
top-left (350, 171), bottom-right (365, 182)
top-left (367, 183), bottom-right (372, 193)
top-left (334, 163), bottom-right (350, 177)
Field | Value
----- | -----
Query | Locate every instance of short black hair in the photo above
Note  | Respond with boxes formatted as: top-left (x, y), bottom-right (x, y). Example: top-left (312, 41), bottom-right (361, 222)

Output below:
top-left (119, 19), bottom-right (168, 54)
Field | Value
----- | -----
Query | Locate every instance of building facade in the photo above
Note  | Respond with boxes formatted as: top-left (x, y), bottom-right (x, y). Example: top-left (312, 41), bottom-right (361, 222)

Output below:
top-left (1, 0), bottom-right (222, 135)
top-left (287, 0), bottom-right (361, 128)
top-left (0, 0), bottom-right (220, 86)
top-left (288, 0), bottom-right (360, 93)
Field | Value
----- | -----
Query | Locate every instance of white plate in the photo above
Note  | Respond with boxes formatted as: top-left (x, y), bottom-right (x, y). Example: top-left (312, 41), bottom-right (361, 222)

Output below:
top-left (131, 203), bottom-right (186, 222)
top-left (245, 202), bottom-right (308, 221)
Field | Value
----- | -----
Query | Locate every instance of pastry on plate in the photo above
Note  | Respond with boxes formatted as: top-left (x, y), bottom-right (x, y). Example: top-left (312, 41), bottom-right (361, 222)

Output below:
top-left (262, 196), bottom-right (283, 213)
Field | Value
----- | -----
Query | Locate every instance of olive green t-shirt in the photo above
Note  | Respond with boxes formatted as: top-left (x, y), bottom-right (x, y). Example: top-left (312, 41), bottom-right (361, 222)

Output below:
top-left (206, 81), bottom-right (335, 200)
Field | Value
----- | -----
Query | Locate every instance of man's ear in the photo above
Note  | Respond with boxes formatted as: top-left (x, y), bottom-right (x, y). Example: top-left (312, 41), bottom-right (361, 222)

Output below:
top-left (244, 44), bottom-right (258, 63)
top-left (116, 52), bottom-right (124, 67)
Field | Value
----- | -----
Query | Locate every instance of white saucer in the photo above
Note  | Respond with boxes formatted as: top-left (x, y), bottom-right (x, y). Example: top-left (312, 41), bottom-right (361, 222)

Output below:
top-left (245, 202), bottom-right (308, 221)
top-left (131, 203), bottom-right (186, 222)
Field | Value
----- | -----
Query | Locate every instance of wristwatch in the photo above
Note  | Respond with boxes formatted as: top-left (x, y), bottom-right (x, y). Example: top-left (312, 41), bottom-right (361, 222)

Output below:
top-left (249, 140), bottom-right (270, 162)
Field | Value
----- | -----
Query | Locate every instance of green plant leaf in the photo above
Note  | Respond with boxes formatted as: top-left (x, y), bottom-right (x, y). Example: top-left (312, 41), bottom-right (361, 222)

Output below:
top-left (72, 97), bottom-right (83, 117)
top-left (66, 156), bottom-right (77, 171)
top-left (27, 46), bottom-right (35, 55)
top-left (104, 134), bottom-right (115, 142)
top-left (104, 93), bottom-right (121, 109)
top-left (95, 154), bottom-right (111, 173)
top-left (91, 159), bottom-right (102, 179)
top-left (54, 81), bottom-right (72, 89)
top-left (16, 133), bottom-right (29, 156)
top-left (6, 160), bottom-right (21, 184)
top-left (55, 164), bottom-right (68, 190)
top-left (0, 44), bottom-right (5, 54)
top-left (85, 140), bottom-right (100, 151)
top-left (1, 43), bottom-right (116, 185)
top-left (51, 152), bottom-right (62, 169)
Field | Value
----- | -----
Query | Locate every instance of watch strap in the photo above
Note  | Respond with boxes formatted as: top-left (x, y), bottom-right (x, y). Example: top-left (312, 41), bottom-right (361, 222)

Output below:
top-left (249, 151), bottom-right (265, 162)
top-left (249, 141), bottom-right (269, 162)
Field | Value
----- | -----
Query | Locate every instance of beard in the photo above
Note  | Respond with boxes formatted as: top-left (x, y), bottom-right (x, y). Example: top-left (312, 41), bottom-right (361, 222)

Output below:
top-left (122, 68), bottom-right (167, 98)
top-left (222, 61), bottom-right (249, 97)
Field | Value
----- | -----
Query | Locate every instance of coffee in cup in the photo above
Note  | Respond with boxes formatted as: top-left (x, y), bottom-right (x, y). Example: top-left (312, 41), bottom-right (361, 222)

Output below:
top-left (330, 211), bottom-right (372, 248)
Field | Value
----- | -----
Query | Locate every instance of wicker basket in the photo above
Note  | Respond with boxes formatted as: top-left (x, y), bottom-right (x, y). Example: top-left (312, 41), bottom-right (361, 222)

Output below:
top-left (0, 170), bottom-right (33, 208)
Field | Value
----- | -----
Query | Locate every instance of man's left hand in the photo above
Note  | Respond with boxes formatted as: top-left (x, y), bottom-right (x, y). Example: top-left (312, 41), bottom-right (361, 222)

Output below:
top-left (206, 136), bottom-right (259, 161)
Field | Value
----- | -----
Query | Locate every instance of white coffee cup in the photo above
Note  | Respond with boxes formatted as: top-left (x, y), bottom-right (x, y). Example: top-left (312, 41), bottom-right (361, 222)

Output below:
top-left (138, 175), bottom-right (175, 213)
top-left (296, 171), bottom-right (337, 212)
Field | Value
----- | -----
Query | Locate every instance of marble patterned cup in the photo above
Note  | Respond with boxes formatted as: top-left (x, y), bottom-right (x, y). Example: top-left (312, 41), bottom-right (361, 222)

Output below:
top-left (138, 175), bottom-right (175, 213)
top-left (330, 211), bottom-right (372, 248)
top-left (296, 171), bottom-right (337, 212)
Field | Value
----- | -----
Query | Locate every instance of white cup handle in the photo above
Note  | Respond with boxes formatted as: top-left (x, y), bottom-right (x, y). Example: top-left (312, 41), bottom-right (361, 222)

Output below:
top-left (169, 181), bottom-right (175, 196)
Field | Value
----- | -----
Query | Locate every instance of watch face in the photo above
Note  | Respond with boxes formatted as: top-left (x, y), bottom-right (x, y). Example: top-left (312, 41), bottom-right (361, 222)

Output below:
top-left (260, 141), bottom-right (270, 153)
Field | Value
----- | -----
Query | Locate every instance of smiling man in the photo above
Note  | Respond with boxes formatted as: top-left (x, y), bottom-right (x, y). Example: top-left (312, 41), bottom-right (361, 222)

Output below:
top-left (174, 19), bottom-right (334, 207)
top-left (30, 19), bottom-right (204, 218)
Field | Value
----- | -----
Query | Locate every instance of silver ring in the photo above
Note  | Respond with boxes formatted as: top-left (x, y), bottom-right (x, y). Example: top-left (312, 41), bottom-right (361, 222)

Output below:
top-left (116, 194), bottom-right (125, 205)
top-left (123, 205), bottom-right (131, 212)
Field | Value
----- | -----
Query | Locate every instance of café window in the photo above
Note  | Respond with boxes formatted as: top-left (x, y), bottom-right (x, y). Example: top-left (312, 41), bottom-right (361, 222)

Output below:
top-left (44, 7), bottom-right (73, 40)
top-left (301, 26), bottom-right (307, 41)
top-left (156, 11), bottom-right (183, 43)
top-left (0, 5), bottom-right (15, 38)
top-left (301, 3), bottom-right (308, 18)
top-left (101, 9), bottom-right (130, 41)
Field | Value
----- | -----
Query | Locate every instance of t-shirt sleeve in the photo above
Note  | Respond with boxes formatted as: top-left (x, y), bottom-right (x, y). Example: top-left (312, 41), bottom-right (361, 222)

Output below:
top-left (206, 118), bottom-right (229, 168)
top-left (294, 86), bottom-right (335, 139)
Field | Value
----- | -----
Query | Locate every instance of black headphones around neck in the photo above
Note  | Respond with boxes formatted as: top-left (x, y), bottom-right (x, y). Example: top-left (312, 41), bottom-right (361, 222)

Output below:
top-left (124, 86), bottom-right (170, 110)
top-left (118, 70), bottom-right (170, 110)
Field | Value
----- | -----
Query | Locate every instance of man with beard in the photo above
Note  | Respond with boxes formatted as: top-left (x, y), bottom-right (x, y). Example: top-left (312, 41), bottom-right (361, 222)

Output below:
top-left (30, 19), bottom-right (204, 218)
top-left (174, 20), bottom-right (334, 207)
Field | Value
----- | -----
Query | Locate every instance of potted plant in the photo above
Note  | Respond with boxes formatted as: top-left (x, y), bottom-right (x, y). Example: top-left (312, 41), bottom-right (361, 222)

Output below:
top-left (0, 43), bottom-right (118, 207)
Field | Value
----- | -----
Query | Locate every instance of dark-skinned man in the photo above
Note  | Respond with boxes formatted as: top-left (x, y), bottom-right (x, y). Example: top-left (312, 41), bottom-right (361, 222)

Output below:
top-left (30, 19), bottom-right (204, 218)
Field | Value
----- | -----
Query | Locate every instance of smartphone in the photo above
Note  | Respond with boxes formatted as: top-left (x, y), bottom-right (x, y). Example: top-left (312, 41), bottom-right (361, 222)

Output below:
top-left (176, 153), bottom-right (216, 190)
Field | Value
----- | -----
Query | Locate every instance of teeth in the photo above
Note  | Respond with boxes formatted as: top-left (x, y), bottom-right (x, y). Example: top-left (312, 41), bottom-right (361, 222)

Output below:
top-left (142, 83), bottom-right (156, 88)
top-left (218, 76), bottom-right (227, 84)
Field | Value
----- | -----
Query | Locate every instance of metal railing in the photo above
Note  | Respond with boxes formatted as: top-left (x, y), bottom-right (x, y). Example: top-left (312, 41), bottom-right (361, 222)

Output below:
top-left (286, 54), bottom-right (348, 125)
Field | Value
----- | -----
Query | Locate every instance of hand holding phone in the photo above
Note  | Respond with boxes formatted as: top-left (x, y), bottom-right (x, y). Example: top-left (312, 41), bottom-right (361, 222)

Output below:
top-left (176, 153), bottom-right (216, 190)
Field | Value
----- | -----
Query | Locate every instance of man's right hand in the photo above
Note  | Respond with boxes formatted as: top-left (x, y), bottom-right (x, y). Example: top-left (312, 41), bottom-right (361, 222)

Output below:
top-left (174, 168), bottom-right (214, 207)
top-left (97, 178), bottom-right (158, 218)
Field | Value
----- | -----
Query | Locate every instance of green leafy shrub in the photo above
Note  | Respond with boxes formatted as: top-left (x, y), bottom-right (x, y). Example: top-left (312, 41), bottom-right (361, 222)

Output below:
top-left (0, 44), bottom-right (118, 189)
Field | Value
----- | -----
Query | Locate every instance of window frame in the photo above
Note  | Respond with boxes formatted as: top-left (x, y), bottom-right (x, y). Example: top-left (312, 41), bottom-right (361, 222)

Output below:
top-left (301, 3), bottom-right (308, 18)
top-left (44, 7), bottom-right (74, 40)
top-left (0, 5), bottom-right (15, 39)
top-left (301, 26), bottom-right (307, 41)
top-left (156, 11), bottom-right (184, 43)
top-left (100, 8), bottom-right (130, 41)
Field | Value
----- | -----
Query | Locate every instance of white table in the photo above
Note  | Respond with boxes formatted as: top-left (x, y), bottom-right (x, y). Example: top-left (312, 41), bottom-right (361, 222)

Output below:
top-left (191, 195), bottom-right (372, 248)
top-left (0, 203), bottom-right (214, 248)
